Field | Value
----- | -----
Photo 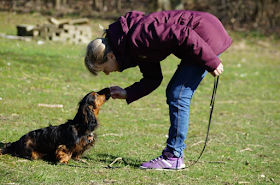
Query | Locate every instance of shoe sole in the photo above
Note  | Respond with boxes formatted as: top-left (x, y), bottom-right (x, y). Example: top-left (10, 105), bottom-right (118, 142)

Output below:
top-left (139, 164), bottom-right (186, 171)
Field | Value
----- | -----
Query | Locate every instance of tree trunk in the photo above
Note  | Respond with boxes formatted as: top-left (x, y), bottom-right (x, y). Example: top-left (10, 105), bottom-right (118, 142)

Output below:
top-left (92, 0), bottom-right (104, 12)
top-left (55, 0), bottom-right (61, 10)
top-left (116, 0), bottom-right (121, 13)
top-left (11, 0), bottom-right (17, 9)
top-left (157, 0), bottom-right (171, 11)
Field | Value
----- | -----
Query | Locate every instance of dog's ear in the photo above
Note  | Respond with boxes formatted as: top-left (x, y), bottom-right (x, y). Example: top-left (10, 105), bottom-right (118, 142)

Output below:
top-left (86, 93), bottom-right (97, 108)
top-left (84, 105), bottom-right (98, 130)
top-left (74, 92), bottom-right (96, 123)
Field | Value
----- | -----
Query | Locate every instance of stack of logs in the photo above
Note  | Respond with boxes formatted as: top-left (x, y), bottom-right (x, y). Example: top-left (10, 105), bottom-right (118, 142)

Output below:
top-left (17, 17), bottom-right (92, 44)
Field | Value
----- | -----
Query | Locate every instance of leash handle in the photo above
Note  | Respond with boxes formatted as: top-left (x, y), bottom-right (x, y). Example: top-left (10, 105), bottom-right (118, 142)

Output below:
top-left (186, 75), bottom-right (219, 168)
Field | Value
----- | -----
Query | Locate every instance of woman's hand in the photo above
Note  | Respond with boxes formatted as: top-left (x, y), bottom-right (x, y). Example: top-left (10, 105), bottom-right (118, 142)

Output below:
top-left (110, 86), bottom-right (127, 99)
top-left (210, 63), bottom-right (224, 77)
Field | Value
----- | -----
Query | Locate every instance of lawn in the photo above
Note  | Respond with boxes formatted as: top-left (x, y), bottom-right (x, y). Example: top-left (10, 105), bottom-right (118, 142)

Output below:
top-left (0, 12), bottom-right (279, 184)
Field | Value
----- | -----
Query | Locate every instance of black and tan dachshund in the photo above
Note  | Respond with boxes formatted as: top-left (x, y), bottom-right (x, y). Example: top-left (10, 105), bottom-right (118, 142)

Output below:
top-left (0, 88), bottom-right (110, 164)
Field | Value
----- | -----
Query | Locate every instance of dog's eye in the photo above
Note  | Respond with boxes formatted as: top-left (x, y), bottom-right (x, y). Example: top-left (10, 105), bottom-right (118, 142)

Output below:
top-left (92, 93), bottom-right (98, 98)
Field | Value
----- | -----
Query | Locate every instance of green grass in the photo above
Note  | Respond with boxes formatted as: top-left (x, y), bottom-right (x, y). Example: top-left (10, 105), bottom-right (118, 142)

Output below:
top-left (0, 12), bottom-right (279, 184)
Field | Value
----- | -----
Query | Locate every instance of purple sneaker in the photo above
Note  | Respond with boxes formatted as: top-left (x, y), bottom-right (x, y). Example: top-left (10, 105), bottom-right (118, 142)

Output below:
top-left (140, 155), bottom-right (185, 170)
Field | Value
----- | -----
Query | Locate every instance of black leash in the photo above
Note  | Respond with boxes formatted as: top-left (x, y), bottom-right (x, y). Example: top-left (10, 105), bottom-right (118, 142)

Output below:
top-left (186, 75), bottom-right (220, 168)
top-left (106, 76), bottom-right (220, 169)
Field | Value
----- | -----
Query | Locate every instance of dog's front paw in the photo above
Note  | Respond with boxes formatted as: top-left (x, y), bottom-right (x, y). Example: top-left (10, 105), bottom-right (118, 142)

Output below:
top-left (87, 136), bottom-right (94, 143)
top-left (56, 145), bottom-right (71, 164)
top-left (73, 156), bottom-right (81, 160)
top-left (59, 159), bottom-right (69, 164)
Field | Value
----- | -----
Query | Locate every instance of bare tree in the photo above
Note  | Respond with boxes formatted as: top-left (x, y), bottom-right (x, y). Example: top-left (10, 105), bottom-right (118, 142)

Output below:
top-left (92, 0), bottom-right (104, 12)
top-left (55, 0), bottom-right (61, 10)
top-left (116, 0), bottom-right (122, 12)
top-left (157, 0), bottom-right (171, 11)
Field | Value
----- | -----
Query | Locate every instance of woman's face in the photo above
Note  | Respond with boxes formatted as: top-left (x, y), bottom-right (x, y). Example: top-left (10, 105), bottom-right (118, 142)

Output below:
top-left (96, 52), bottom-right (120, 75)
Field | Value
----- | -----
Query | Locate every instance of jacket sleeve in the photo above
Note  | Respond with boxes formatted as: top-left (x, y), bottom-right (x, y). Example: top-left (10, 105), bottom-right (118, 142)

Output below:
top-left (184, 29), bottom-right (221, 71)
top-left (125, 62), bottom-right (163, 104)
top-left (133, 22), bottom-right (221, 71)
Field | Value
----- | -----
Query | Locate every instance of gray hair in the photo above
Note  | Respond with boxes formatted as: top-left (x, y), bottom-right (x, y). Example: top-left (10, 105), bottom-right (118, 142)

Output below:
top-left (84, 38), bottom-right (112, 76)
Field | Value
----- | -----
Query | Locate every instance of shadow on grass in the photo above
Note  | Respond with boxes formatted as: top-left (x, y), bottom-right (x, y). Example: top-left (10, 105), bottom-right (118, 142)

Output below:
top-left (96, 153), bottom-right (141, 169)
top-left (0, 143), bottom-right (141, 169)
top-left (65, 153), bottom-right (141, 169)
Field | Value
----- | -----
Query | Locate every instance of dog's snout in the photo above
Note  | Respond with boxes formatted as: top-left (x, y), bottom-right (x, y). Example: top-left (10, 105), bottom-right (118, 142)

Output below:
top-left (97, 88), bottom-right (111, 100)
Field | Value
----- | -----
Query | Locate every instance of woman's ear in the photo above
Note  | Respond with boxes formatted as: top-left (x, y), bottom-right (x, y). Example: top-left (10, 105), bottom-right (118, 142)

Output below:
top-left (107, 52), bottom-right (116, 61)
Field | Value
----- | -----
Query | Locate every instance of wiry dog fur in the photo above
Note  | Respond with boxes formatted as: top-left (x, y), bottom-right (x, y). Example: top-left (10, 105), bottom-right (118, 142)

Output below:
top-left (0, 88), bottom-right (110, 164)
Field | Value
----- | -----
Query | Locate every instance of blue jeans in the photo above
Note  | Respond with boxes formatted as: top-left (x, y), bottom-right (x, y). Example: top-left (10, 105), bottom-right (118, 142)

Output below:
top-left (166, 65), bottom-right (207, 157)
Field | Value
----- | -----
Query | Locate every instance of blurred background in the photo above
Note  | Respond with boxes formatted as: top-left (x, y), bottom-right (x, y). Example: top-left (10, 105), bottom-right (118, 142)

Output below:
top-left (0, 1), bottom-right (279, 184)
top-left (1, 0), bottom-right (279, 37)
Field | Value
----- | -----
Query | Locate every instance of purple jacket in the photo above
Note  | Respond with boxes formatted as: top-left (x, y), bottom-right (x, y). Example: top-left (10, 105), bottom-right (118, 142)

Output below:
top-left (106, 10), bottom-right (232, 104)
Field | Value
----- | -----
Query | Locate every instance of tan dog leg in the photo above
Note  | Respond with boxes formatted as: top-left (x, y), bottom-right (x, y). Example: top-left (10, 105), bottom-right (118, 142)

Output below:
top-left (56, 145), bottom-right (72, 164)
top-left (31, 151), bottom-right (42, 160)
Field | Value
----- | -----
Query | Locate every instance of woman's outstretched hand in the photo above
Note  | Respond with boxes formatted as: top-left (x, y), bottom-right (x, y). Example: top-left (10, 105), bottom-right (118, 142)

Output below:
top-left (110, 86), bottom-right (127, 99)
top-left (210, 63), bottom-right (224, 77)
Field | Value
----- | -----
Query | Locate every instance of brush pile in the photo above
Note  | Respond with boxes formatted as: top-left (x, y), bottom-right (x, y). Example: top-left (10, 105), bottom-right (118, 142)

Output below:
top-left (16, 17), bottom-right (92, 44)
